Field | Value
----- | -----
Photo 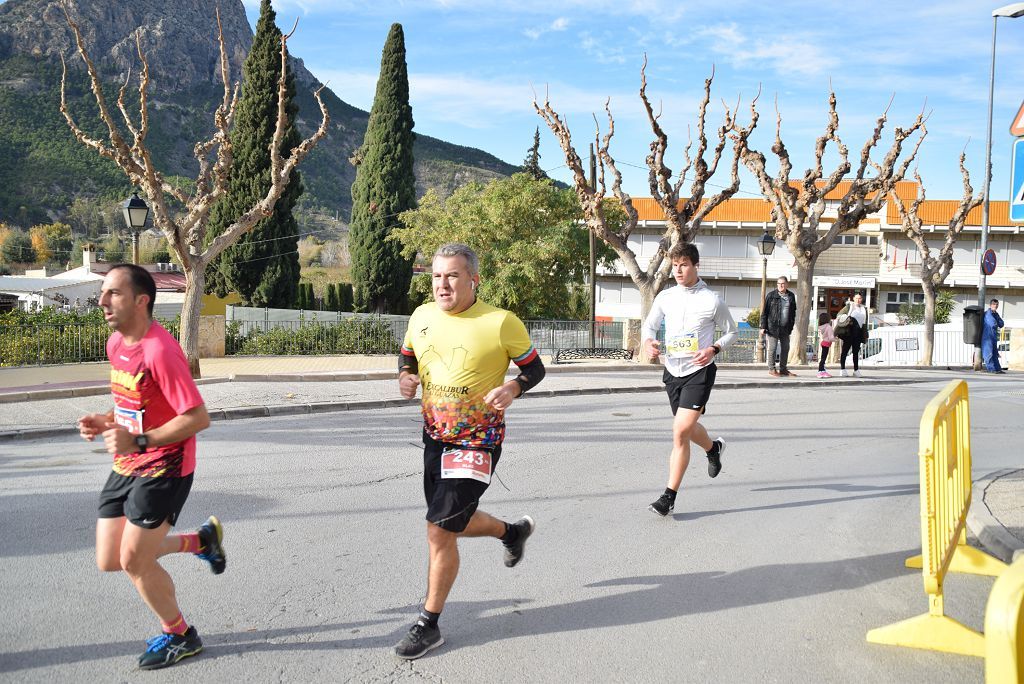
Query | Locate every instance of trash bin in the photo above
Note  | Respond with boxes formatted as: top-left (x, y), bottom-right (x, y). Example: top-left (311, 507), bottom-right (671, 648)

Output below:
top-left (963, 305), bottom-right (983, 346)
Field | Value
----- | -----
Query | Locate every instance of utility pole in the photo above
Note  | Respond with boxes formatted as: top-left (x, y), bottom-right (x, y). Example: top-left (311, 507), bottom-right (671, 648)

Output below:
top-left (589, 143), bottom-right (597, 347)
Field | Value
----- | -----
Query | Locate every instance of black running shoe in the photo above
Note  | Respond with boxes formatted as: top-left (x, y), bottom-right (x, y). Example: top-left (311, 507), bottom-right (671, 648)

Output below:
top-left (502, 516), bottom-right (536, 568)
top-left (394, 619), bottom-right (444, 660)
top-left (707, 438), bottom-right (725, 478)
top-left (648, 493), bottom-right (674, 516)
top-left (196, 516), bottom-right (226, 575)
top-left (137, 626), bottom-right (203, 670)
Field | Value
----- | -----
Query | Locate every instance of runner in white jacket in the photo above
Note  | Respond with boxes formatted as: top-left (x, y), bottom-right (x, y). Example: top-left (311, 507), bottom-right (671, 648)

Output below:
top-left (641, 241), bottom-right (737, 516)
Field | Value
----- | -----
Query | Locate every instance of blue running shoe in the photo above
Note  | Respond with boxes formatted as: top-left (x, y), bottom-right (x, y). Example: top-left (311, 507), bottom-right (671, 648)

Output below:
top-left (196, 516), bottom-right (226, 575)
top-left (137, 626), bottom-right (203, 670)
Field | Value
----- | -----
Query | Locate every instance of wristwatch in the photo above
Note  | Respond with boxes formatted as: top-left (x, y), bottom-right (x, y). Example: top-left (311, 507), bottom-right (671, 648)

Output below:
top-left (712, 344), bottom-right (722, 355)
top-left (134, 433), bottom-right (149, 453)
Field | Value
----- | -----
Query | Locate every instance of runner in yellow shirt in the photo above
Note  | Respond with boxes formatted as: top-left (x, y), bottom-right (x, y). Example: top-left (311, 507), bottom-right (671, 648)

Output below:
top-left (394, 243), bottom-right (546, 659)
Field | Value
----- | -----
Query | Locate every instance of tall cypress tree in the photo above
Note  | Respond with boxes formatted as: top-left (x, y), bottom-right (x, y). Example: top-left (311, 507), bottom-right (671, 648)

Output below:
top-left (349, 23), bottom-right (416, 313)
top-left (522, 127), bottom-right (546, 180)
top-left (205, 0), bottom-right (302, 308)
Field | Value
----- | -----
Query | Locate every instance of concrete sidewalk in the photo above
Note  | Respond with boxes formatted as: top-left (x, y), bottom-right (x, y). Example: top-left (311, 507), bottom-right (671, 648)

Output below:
top-left (2, 356), bottom-right (1020, 564)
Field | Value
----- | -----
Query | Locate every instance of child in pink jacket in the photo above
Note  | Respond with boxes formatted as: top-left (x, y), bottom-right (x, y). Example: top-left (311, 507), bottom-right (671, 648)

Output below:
top-left (817, 312), bottom-right (835, 378)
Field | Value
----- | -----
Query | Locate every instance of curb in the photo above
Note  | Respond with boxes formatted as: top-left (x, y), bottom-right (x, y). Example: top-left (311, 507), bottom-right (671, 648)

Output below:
top-left (0, 375), bottom-right (930, 443)
top-left (967, 468), bottom-right (1024, 563)
top-left (0, 377), bottom-right (230, 404)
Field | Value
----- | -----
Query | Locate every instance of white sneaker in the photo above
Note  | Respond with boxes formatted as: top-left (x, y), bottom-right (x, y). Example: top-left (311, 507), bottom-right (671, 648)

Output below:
top-left (853, 370), bottom-right (862, 378)
top-left (840, 369), bottom-right (849, 377)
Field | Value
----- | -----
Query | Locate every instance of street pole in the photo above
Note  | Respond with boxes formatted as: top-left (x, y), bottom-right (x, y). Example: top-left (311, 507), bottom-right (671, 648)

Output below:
top-left (131, 229), bottom-right (140, 265)
top-left (976, 14), bottom-right (998, 369)
top-left (975, 3), bottom-right (1024, 369)
top-left (757, 256), bottom-right (767, 362)
top-left (589, 143), bottom-right (597, 348)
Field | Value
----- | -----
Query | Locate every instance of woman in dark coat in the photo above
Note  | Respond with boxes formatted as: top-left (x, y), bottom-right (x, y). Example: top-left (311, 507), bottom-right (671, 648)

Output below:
top-left (835, 294), bottom-right (869, 377)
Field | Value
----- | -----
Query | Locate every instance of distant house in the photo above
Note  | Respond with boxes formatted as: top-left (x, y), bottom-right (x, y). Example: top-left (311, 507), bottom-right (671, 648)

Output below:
top-left (0, 245), bottom-right (186, 317)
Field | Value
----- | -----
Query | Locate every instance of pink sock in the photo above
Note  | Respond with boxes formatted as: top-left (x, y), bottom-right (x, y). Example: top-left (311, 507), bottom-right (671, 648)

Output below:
top-left (176, 533), bottom-right (202, 555)
top-left (161, 613), bottom-right (189, 636)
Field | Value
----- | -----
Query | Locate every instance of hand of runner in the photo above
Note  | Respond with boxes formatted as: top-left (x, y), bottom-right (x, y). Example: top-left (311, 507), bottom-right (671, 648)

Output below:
top-left (483, 382), bottom-right (518, 411)
top-left (692, 346), bottom-right (716, 366)
top-left (77, 413), bottom-right (111, 441)
top-left (399, 372), bottom-right (421, 399)
top-left (101, 424), bottom-right (135, 455)
top-left (644, 338), bottom-right (661, 359)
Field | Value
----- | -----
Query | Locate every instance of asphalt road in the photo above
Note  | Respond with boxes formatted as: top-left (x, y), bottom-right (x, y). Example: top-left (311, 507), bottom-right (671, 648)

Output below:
top-left (1, 377), bottom-right (1021, 682)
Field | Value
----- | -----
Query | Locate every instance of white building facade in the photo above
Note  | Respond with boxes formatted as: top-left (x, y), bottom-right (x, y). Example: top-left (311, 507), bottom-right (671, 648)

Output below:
top-left (595, 182), bottom-right (1024, 327)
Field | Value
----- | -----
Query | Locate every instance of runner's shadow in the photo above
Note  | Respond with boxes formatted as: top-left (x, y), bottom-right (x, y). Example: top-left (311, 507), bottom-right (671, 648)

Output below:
top-left (674, 487), bottom-right (917, 521)
top-left (430, 547), bottom-right (916, 653)
top-left (0, 619), bottom-right (398, 673)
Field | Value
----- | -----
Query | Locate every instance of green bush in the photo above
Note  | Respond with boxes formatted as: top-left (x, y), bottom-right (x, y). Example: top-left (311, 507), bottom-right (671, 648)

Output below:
top-left (744, 307), bottom-right (760, 328)
top-left (0, 307), bottom-right (179, 366)
top-left (229, 316), bottom-right (398, 355)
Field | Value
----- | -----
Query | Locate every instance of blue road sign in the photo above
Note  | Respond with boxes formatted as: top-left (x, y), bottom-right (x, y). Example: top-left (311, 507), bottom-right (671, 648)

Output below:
top-left (1012, 138), bottom-right (1024, 223)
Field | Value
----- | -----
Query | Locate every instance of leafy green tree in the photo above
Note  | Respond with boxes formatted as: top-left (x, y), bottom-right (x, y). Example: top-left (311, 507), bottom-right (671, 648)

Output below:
top-left (394, 173), bottom-right (617, 319)
top-left (1, 230), bottom-right (35, 264)
top-left (30, 222), bottom-right (73, 265)
top-left (205, 0), bottom-right (302, 308)
top-left (935, 290), bottom-right (955, 324)
top-left (349, 23), bottom-right (416, 313)
top-left (522, 127), bottom-right (546, 180)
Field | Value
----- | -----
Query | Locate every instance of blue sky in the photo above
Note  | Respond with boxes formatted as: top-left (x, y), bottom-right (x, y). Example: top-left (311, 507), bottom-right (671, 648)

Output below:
top-left (247, 3), bottom-right (1021, 203)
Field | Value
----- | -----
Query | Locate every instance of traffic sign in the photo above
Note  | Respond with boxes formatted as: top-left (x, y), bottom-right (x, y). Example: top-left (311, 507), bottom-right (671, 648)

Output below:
top-left (1012, 138), bottom-right (1024, 223)
top-left (1012, 100), bottom-right (1024, 137)
top-left (981, 248), bottom-right (997, 276)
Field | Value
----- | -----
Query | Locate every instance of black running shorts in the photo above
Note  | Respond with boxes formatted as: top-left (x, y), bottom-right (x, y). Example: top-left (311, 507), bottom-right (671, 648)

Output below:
top-left (422, 431), bottom-right (502, 533)
top-left (664, 363), bottom-right (717, 416)
top-left (98, 471), bottom-right (194, 529)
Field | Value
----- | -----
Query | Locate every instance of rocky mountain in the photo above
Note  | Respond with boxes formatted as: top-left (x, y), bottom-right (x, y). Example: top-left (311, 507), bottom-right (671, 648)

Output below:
top-left (0, 0), bottom-right (518, 226)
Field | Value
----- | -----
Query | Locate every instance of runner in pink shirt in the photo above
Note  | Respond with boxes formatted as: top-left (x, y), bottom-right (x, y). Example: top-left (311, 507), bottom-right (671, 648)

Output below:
top-left (77, 264), bottom-right (225, 670)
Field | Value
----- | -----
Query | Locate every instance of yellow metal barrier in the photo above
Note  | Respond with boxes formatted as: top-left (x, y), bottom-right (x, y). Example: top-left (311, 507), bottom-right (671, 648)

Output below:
top-left (867, 379), bottom-right (1007, 657)
top-left (986, 557), bottom-right (1024, 683)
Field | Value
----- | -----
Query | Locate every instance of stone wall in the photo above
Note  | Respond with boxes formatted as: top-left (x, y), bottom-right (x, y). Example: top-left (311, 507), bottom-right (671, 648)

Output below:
top-left (198, 315), bottom-right (225, 358)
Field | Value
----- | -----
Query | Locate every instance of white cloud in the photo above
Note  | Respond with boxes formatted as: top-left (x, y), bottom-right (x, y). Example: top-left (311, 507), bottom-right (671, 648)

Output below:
top-left (695, 22), bottom-right (837, 78)
top-left (524, 16), bottom-right (570, 40)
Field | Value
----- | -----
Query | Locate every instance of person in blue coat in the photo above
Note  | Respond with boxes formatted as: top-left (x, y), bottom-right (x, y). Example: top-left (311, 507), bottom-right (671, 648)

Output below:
top-left (982, 298), bottom-right (1005, 373)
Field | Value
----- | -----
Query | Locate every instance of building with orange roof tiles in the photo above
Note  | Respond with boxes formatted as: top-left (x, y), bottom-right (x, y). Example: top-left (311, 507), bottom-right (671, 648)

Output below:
top-left (596, 182), bottom-right (1024, 329)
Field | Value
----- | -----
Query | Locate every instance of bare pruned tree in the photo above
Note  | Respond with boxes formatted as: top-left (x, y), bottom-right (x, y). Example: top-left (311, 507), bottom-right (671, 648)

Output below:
top-left (533, 57), bottom-right (756, 323)
top-left (59, 4), bottom-right (329, 376)
top-left (734, 92), bottom-right (927, 364)
top-left (889, 154), bottom-right (983, 365)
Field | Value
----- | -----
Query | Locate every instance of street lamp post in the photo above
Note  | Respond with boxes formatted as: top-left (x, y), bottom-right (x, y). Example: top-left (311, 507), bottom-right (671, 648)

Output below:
top-left (976, 2), bottom-right (1024, 369)
top-left (121, 191), bottom-right (150, 265)
top-left (756, 230), bottom-right (776, 363)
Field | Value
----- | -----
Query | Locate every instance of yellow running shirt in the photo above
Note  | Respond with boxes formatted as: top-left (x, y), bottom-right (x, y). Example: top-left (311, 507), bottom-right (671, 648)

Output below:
top-left (402, 300), bottom-right (538, 448)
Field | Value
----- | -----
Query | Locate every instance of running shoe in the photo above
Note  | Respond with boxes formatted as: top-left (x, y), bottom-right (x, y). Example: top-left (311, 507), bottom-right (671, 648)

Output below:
top-left (196, 516), bottom-right (226, 575)
top-left (137, 626), bottom-right (203, 670)
top-left (394, 619), bottom-right (444, 660)
top-left (502, 516), bottom-right (536, 568)
top-left (816, 370), bottom-right (829, 378)
top-left (782, 370), bottom-right (797, 377)
top-left (648, 493), bottom-right (674, 516)
top-left (707, 438), bottom-right (725, 478)
top-left (840, 369), bottom-right (849, 377)
top-left (768, 369), bottom-right (780, 377)
top-left (853, 370), bottom-right (862, 378)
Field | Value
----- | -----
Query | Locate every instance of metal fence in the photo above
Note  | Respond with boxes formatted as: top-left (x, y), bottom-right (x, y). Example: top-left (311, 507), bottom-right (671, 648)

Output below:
top-left (224, 306), bottom-right (626, 357)
top-left (0, 321), bottom-right (179, 367)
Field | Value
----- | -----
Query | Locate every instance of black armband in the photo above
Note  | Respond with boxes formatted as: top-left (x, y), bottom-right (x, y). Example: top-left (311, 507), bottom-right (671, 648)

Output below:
top-left (513, 355), bottom-right (546, 395)
top-left (398, 353), bottom-right (418, 376)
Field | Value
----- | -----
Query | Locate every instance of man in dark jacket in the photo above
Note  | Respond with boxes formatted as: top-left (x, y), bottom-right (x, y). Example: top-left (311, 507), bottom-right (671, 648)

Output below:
top-left (759, 276), bottom-right (797, 376)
